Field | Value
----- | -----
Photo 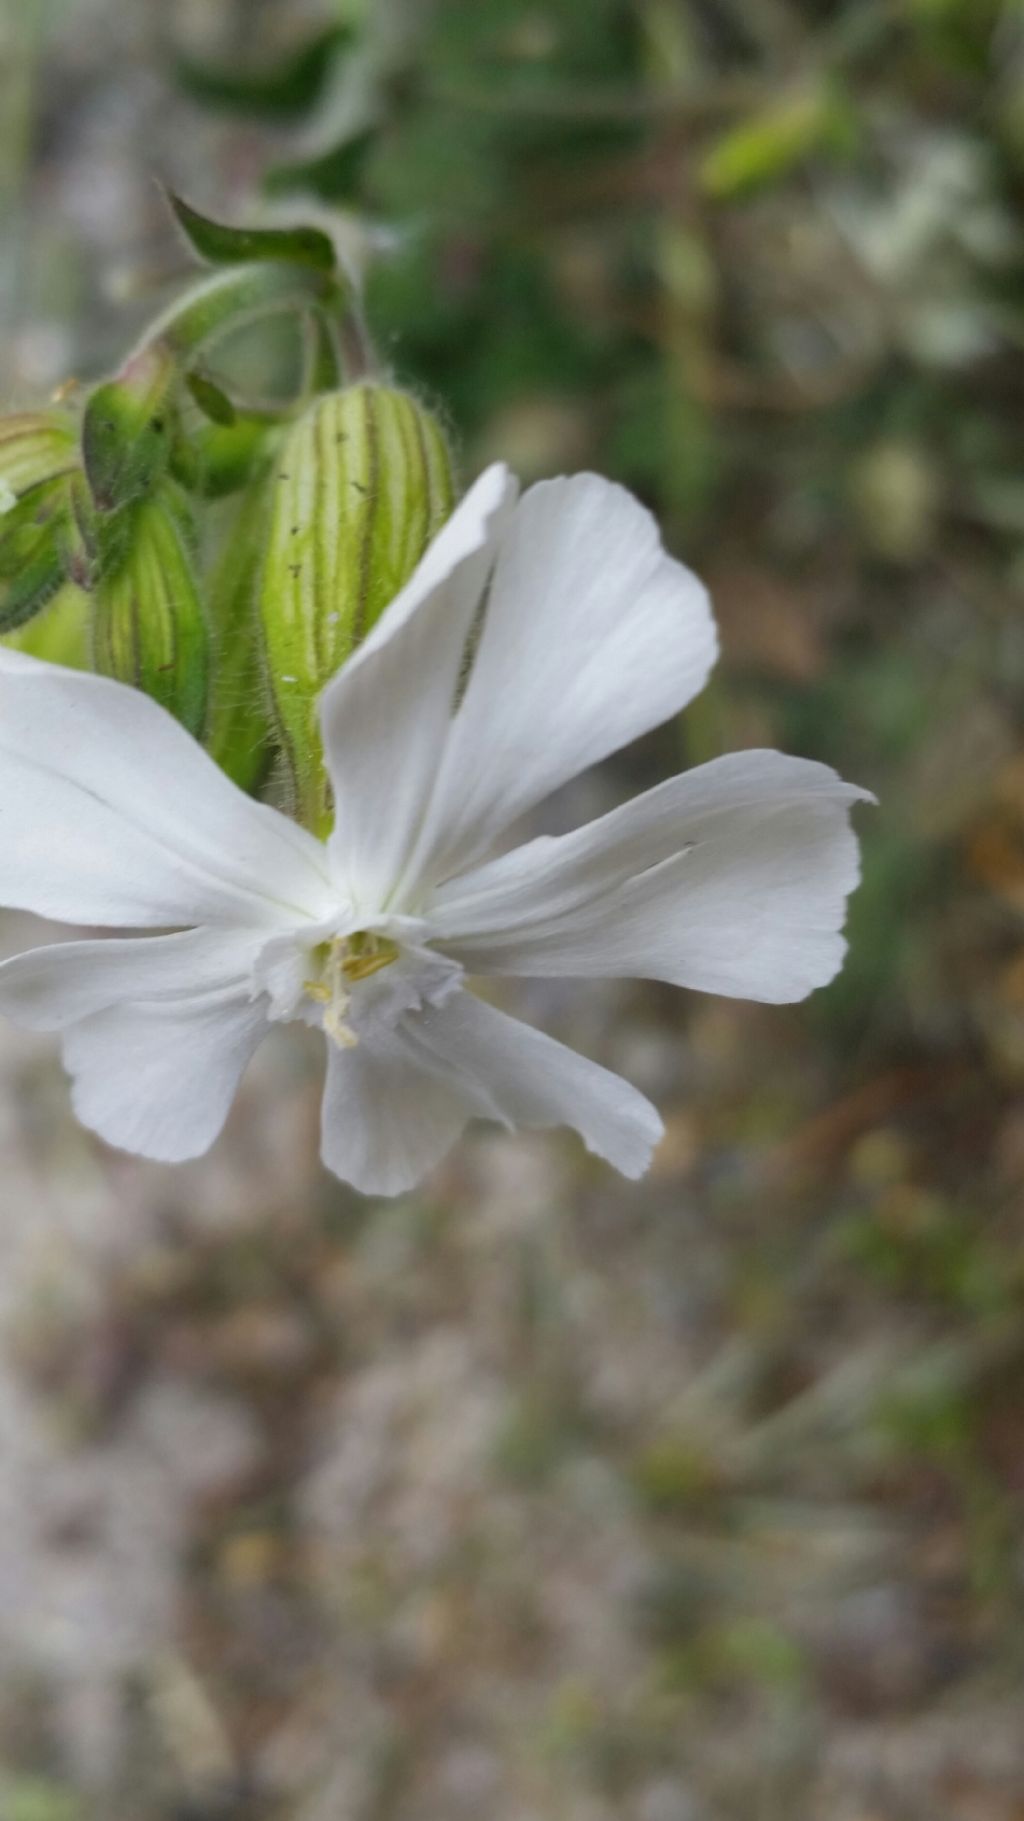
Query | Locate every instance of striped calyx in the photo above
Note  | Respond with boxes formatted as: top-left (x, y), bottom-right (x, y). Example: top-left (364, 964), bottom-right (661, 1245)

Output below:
top-left (260, 383), bottom-right (454, 835)
top-left (0, 412), bottom-right (79, 501)
top-left (204, 470), bottom-right (278, 795)
top-left (92, 484), bottom-right (209, 737)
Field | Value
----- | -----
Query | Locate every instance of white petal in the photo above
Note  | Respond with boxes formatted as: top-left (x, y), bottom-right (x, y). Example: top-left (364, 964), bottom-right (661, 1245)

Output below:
top-left (319, 989), bottom-right (661, 1196)
top-left (404, 475), bottom-right (717, 883)
top-left (320, 1029), bottom-right (478, 1197)
top-left (0, 652), bottom-right (334, 929)
top-left (321, 465), bottom-right (519, 911)
top-left (0, 928), bottom-right (261, 1032)
top-left (62, 986), bottom-right (267, 1163)
top-left (431, 752), bottom-right (872, 1003)
top-left (406, 992), bottom-right (663, 1179)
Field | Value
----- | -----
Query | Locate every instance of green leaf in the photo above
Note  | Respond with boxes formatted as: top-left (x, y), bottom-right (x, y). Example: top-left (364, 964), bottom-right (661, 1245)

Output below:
top-left (168, 192), bottom-right (336, 274)
top-left (185, 369), bottom-right (238, 425)
top-left (174, 25), bottom-right (353, 121)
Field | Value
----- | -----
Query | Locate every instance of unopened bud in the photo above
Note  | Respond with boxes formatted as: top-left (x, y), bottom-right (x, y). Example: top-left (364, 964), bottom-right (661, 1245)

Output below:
top-left (0, 411), bottom-right (78, 500)
top-left (92, 484), bottom-right (209, 735)
top-left (260, 383), bottom-right (454, 833)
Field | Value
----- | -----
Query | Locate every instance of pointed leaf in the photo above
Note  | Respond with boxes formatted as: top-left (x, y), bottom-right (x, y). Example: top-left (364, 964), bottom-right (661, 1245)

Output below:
top-left (169, 192), bottom-right (336, 274)
top-left (185, 370), bottom-right (238, 425)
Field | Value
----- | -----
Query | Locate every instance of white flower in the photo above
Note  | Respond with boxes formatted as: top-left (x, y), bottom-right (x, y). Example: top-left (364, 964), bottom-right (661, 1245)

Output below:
top-left (0, 466), bottom-right (871, 1195)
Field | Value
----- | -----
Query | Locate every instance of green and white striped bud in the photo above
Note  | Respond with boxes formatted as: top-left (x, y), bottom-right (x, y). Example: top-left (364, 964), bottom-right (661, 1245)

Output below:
top-left (260, 382), bottom-right (455, 834)
top-left (0, 411), bottom-right (78, 501)
top-left (92, 484), bottom-right (209, 736)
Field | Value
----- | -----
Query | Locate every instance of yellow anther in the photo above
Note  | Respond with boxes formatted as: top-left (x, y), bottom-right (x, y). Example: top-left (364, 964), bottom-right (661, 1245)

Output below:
top-left (342, 949), bottom-right (397, 983)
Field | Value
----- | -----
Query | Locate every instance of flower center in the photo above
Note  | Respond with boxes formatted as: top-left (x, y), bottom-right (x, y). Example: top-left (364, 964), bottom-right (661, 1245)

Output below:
top-left (303, 931), bottom-right (400, 1049)
top-left (252, 915), bottom-right (462, 1047)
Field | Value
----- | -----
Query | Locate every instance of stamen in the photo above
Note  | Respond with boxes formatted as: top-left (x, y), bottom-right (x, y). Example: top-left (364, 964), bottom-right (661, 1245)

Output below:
top-left (342, 947), bottom-right (397, 983)
top-left (306, 931), bottom-right (401, 1050)
top-left (324, 1005), bottom-right (359, 1049)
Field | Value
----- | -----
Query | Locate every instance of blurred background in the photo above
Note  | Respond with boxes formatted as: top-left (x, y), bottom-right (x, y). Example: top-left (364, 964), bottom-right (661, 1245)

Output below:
top-left (1, 1), bottom-right (1023, 1817)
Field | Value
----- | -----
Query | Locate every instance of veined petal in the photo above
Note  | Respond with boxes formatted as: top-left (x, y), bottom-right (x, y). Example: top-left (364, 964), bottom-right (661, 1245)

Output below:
top-left (406, 993), bottom-right (663, 1179)
top-left (63, 985), bottom-right (267, 1164)
top-left (319, 989), bottom-right (662, 1195)
top-left (320, 1028), bottom-right (480, 1198)
top-left (403, 475), bottom-right (717, 884)
top-left (431, 752), bottom-right (872, 1003)
top-left (0, 651), bottom-right (334, 930)
top-left (0, 927), bottom-right (262, 1031)
top-left (321, 464), bottom-right (519, 911)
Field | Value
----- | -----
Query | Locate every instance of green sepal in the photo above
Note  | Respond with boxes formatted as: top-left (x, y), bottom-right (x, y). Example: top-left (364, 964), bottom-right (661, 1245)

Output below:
top-left (168, 192), bottom-right (336, 275)
top-left (82, 344), bottom-right (177, 514)
top-left (91, 484), bottom-right (209, 736)
top-left (174, 26), bottom-right (352, 121)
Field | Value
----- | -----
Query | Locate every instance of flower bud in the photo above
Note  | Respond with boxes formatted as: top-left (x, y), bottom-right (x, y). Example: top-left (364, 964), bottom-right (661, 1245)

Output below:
top-left (259, 383), bottom-right (454, 833)
top-left (0, 411), bottom-right (78, 500)
top-left (92, 484), bottom-right (209, 736)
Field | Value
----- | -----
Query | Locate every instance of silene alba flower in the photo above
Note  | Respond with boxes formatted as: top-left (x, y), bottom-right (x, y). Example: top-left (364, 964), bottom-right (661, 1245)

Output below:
top-left (0, 465), bottom-right (871, 1195)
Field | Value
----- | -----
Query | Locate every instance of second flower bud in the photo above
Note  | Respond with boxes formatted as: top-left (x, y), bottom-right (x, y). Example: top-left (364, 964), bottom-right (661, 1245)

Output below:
top-left (259, 383), bottom-right (454, 835)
